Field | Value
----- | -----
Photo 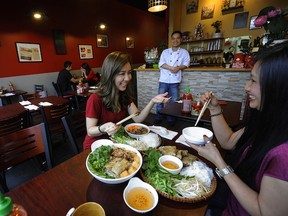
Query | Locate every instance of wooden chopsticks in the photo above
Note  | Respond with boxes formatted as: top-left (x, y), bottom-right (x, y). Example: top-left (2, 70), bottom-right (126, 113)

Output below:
top-left (194, 96), bottom-right (212, 127)
top-left (116, 111), bottom-right (140, 125)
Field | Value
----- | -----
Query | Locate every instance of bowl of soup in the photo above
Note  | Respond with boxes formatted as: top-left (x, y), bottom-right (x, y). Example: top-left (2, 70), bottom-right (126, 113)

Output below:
top-left (158, 155), bottom-right (183, 175)
top-left (182, 127), bottom-right (213, 145)
top-left (124, 123), bottom-right (150, 139)
top-left (123, 177), bottom-right (158, 213)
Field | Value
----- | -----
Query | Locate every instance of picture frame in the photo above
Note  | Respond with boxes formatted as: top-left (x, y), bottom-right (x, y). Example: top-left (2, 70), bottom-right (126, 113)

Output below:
top-left (233, 12), bottom-right (249, 29)
top-left (201, 4), bottom-right (215, 20)
top-left (15, 42), bottom-right (42, 62)
top-left (78, 44), bottom-right (93, 59)
top-left (126, 37), bottom-right (134, 48)
top-left (186, 0), bottom-right (199, 14)
top-left (52, 29), bottom-right (67, 55)
top-left (249, 15), bottom-right (261, 30)
top-left (97, 34), bottom-right (108, 48)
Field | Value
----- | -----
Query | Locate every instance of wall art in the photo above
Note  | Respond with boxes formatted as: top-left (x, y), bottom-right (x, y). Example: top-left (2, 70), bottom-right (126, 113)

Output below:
top-left (15, 42), bottom-right (42, 62)
top-left (97, 34), bottom-right (108, 48)
top-left (186, 0), bottom-right (199, 14)
top-left (78, 44), bottom-right (93, 59)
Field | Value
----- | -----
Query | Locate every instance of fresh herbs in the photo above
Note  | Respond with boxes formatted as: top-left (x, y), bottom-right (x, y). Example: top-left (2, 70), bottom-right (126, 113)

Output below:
top-left (112, 126), bottom-right (134, 144)
top-left (87, 145), bottom-right (114, 178)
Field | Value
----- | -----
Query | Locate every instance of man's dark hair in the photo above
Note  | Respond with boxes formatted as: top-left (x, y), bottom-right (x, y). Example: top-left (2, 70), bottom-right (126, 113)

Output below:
top-left (64, 61), bottom-right (72, 68)
top-left (171, 31), bottom-right (182, 38)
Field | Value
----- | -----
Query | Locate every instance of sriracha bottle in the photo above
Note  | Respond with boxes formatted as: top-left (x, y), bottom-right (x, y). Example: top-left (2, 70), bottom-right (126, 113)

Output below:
top-left (181, 87), bottom-right (193, 114)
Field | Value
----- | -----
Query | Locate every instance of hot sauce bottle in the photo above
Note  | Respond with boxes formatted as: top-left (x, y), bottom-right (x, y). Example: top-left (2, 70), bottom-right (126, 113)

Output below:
top-left (181, 87), bottom-right (193, 114)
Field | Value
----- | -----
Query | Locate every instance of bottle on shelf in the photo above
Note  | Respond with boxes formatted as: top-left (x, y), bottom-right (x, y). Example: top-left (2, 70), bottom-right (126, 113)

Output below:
top-left (181, 87), bottom-right (193, 114)
top-left (8, 82), bottom-right (14, 92)
top-left (0, 193), bottom-right (28, 216)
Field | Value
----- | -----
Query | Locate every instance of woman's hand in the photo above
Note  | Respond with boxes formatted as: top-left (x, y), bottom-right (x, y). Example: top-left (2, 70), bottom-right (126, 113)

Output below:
top-left (100, 122), bottom-right (120, 136)
top-left (201, 92), bottom-right (221, 113)
top-left (188, 136), bottom-right (224, 167)
top-left (151, 92), bottom-right (171, 104)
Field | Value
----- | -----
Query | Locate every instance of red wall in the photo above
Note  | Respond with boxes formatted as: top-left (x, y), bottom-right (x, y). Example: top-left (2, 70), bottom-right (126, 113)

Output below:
top-left (0, 0), bottom-right (167, 78)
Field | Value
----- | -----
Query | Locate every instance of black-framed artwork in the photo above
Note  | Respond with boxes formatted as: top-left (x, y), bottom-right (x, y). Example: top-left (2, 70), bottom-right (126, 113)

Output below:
top-left (15, 42), bottom-right (42, 62)
top-left (249, 15), bottom-right (261, 30)
top-left (186, 0), bottom-right (199, 14)
top-left (233, 12), bottom-right (249, 29)
top-left (78, 44), bottom-right (93, 59)
top-left (97, 34), bottom-right (108, 48)
top-left (52, 29), bottom-right (67, 55)
top-left (126, 37), bottom-right (134, 48)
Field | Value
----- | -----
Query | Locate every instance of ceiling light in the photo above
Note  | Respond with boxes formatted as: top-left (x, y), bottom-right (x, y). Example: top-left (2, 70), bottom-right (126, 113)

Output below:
top-left (33, 12), bottom-right (42, 19)
top-left (99, 24), bottom-right (106, 30)
top-left (148, 0), bottom-right (167, 12)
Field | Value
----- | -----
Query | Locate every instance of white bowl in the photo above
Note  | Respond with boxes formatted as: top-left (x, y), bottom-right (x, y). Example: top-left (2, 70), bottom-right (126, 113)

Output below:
top-left (124, 123), bottom-right (150, 139)
top-left (86, 143), bottom-right (142, 184)
top-left (91, 139), bottom-right (114, 152)
top-left (182, 127), bottom-right (213, 145)
top-left (123, 177), bottom-right (158, 213)
top-left (158, 155), bottom-right (183, 175)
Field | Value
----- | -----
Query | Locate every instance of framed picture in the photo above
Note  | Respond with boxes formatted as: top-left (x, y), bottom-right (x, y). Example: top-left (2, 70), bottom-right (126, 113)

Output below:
top-left (97, 34), bottom-right (108, 48)
top-left (229, 0), bottom-right (237, 8)
top-left (78, 44), bottom-right (93, 59)
top-left (249, 15), bottom-right (261, 30)
top-left (15, 42), bottom-right (42, 62)
top-left (201, 4), bottom-right (215, 20)
top-left (186, 0), bottom-right (199, 14)
top-left (126, 37), bottom-right (134, 48)
top-left (233, 12), bottom-right (249, 29)
top-left (52, 29), bottom-right (66, 55)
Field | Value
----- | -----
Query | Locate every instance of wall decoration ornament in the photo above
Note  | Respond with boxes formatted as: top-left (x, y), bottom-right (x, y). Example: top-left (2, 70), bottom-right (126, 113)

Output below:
top-left (52, 29), bottom-right (67, 55)
top-left (233, 12), bottom-right (249, 29)
top-left (201, 4), bottom-right (215, 20)
top-left (222, 0), bottom-right (244, 15)
top-left (186, 0), bottom-right (199, 14)
top-left (97, 34), bottom-right (108, 48)
top-left (15, 42), bottom-right (42, 62)
top-left (126, 37), bottom-right (134, 48)
top-left (78, 44), bottom-right (93, 59)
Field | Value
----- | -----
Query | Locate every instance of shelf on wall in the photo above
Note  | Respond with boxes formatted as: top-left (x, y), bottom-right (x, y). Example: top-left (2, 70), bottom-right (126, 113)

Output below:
top-left (189, 50), bottom-right (223, 55)
top-left (222, 6), bottom-right (244, 15)
top-left (183, 37), bottom-right (224, 43)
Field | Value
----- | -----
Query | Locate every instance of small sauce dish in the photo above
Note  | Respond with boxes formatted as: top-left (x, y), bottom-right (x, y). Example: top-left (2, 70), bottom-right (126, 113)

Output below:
top-left (123, 177), bottom-right (158, 213)
top-left (158, 155), bottom-right (183, 175)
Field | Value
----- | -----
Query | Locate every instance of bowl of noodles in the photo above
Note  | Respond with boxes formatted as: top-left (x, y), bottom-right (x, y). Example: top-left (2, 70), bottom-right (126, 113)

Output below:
top-left (124, 123), bottom-right (150, 139)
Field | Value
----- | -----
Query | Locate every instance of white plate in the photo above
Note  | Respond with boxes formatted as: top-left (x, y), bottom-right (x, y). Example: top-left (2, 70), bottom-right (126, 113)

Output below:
top-left (91, 139), bottom-right (113, 152)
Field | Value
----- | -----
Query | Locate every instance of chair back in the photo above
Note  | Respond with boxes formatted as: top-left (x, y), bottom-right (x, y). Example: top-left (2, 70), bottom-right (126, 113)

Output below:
top-left (52, 82), bottom-right (63, 97)
top-left (0, 110), bottom-right (29, 137)
top-left (35, 84), bottom-right (44, 93)
top-left (61, 111), bottom-right (86, 154)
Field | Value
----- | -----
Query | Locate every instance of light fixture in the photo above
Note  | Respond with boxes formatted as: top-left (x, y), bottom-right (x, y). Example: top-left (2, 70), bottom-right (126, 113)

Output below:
top-left (148, 0), bottom-right (167, 12)
top-left (33, 12), bottom-right (42, 19)
top-left (99, 24), bottom-right (106, 30)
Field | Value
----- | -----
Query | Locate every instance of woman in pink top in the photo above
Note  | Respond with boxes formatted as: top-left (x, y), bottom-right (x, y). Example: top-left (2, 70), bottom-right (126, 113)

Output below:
top-left (190, 42), bottom-right (288, 215)
top-left (83, 51), bottom-right (170, 150)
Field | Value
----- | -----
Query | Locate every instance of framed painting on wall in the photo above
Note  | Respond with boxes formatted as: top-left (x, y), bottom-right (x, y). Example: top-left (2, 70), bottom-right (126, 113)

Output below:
top-left (78, 44), bottom-right (93, 59)
top-left (186, 0), bottom-right (198, 14)
top-left (201, 4), bottom-right (214, 20)
top-left (126, 37), bottom-right (134, 48)
top-left (15, 42), bottom-right (42, 62)
top-left (233, 12), bottom-right (249, 29)
top-left (52, 29), bottom-right (67, 55)
top-left (97, 34), bottom-right (108, 48)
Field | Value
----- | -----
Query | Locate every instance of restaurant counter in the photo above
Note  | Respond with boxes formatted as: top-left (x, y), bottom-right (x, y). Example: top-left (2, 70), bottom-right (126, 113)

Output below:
top-left (135, 67), bottom-right (250, 119)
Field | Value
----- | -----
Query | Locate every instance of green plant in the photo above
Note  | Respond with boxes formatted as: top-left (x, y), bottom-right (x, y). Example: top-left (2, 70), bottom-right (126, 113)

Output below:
top-left (211, 20), bottom-right (222, 33)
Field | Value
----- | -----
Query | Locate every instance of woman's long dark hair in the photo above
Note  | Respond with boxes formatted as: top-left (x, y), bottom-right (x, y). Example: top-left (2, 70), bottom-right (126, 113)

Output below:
top-left (81, 62), bottom-right (91, 76)
top-left (96, 51), bottom-right (134, 113)
top-left (230, 42), bottom-right (288, 188)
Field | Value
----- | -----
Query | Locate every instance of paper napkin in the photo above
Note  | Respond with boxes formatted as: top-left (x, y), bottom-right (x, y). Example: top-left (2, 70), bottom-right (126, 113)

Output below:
top-left (24, 105), bottom-right (39, 110)
top-left (149, 127), bottom-right (178, 140)
top-left (5, 93), bottom-right (15, 96)
top-left (19, 101), bottom-right (31, 106)
top-left (175, 135), bottom-right (190, 147)
top-left (39, 102), bottom-right (53, 106)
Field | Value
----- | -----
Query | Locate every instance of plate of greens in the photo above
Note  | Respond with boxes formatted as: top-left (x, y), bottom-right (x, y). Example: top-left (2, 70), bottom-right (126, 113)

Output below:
top-left (140, 146), bottom-right (217, 203)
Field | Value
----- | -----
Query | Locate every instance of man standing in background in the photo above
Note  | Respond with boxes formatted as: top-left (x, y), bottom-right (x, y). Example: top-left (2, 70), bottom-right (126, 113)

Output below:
top-left (154, 31), bottom-right (190, 126)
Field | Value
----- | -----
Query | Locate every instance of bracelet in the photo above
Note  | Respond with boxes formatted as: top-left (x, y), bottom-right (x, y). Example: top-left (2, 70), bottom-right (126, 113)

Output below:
top-left (210, 109), bottom-right (223, 117)
top-left (98, 124), bottom-right (106, 134)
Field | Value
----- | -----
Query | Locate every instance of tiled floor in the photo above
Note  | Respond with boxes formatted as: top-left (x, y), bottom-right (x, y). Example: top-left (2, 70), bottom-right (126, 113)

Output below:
top-left (1, 113), bottom-right (194, 193)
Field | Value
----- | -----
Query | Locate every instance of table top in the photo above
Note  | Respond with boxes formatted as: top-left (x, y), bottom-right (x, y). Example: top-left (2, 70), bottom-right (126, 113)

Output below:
top-left (0, 90), bottom-right (27, 98)
top-left (159, 101), bottom-right (242, 127)
top-left (0, 96), bottom-right (68, 121)
top-left (6, 140), bottom-right (210, 216)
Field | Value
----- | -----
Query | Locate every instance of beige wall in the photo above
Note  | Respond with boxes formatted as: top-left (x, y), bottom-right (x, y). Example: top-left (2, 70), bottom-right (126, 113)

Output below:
top-left (170, 0), bottom-right (287, 42)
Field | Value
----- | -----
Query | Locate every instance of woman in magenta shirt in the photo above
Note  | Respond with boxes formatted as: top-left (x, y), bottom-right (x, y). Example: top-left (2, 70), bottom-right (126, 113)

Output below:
top-left (83, 51), bottom-right (170, 150)
top-left (190, 42), bottom-right (288, 215)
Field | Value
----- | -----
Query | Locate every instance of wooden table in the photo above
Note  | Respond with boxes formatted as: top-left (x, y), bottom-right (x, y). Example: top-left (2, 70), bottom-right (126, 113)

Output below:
top-left (0, 96), bottom-right (68, 121)
top-left (159, 101), bottom-right (242, 127)
top-left (6, 140), bottom-right (210, 216)
top-left (0, 90), bottom-right (27, 104)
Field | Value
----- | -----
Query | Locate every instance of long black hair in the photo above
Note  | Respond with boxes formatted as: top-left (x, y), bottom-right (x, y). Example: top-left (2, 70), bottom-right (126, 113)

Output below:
top-left (230, 42), bottom-right (288, 188)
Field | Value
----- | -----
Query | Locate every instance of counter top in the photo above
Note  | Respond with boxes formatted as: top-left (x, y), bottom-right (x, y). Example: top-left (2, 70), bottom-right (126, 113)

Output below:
top-left (135, 67), bottom-right (251, 72)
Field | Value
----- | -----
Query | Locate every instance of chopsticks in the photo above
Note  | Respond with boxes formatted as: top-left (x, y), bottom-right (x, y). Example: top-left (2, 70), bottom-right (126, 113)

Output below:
top-left (194, 94), bottom-right (212, 127)
top-left (116, 111), bottom-right (140, 125)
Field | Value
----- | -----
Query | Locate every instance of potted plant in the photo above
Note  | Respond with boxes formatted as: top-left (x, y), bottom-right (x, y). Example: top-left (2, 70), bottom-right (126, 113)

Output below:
top-left (211, 20), bottom-right (223, 38)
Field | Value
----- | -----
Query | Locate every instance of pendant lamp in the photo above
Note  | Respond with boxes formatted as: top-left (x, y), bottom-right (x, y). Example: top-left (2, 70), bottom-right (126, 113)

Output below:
top-left (148, 0), bottom-right (168, 12)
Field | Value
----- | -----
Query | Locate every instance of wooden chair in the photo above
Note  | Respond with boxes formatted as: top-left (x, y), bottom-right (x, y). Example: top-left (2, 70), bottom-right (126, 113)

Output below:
top-left (0, 123), bottom-right (52, 192)
top-left (40, 101), bottom-right (71, 158)
top-left (61, 111), bottom-right (86, 155)
top-left (34, 84), bottom-right (44, 93)
top-left (52, 82), bottom-right (79, 110)
top-left (0, 110), bottom-right (30, 137)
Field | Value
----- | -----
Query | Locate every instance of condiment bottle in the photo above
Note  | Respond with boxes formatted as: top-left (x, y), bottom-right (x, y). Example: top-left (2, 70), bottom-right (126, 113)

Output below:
top-left (181, 87), bottom-right (193, 114)
top-left (0, 193), bottom-right (28, 216)
top-left (8, 82), bottom-right (14, 92)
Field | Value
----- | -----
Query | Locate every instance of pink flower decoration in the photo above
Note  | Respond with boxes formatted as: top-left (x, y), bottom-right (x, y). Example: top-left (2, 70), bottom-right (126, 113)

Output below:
top-left (254, 15), bottom-right (267, 27)
top-left (268, 8), bottom-right (281, 18)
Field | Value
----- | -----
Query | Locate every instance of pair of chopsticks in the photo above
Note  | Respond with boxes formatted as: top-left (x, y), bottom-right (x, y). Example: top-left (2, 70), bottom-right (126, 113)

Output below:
top-left (116, 111), bottom-right (140, 125)
top-left (194, 93), bottom-right (212, 127)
